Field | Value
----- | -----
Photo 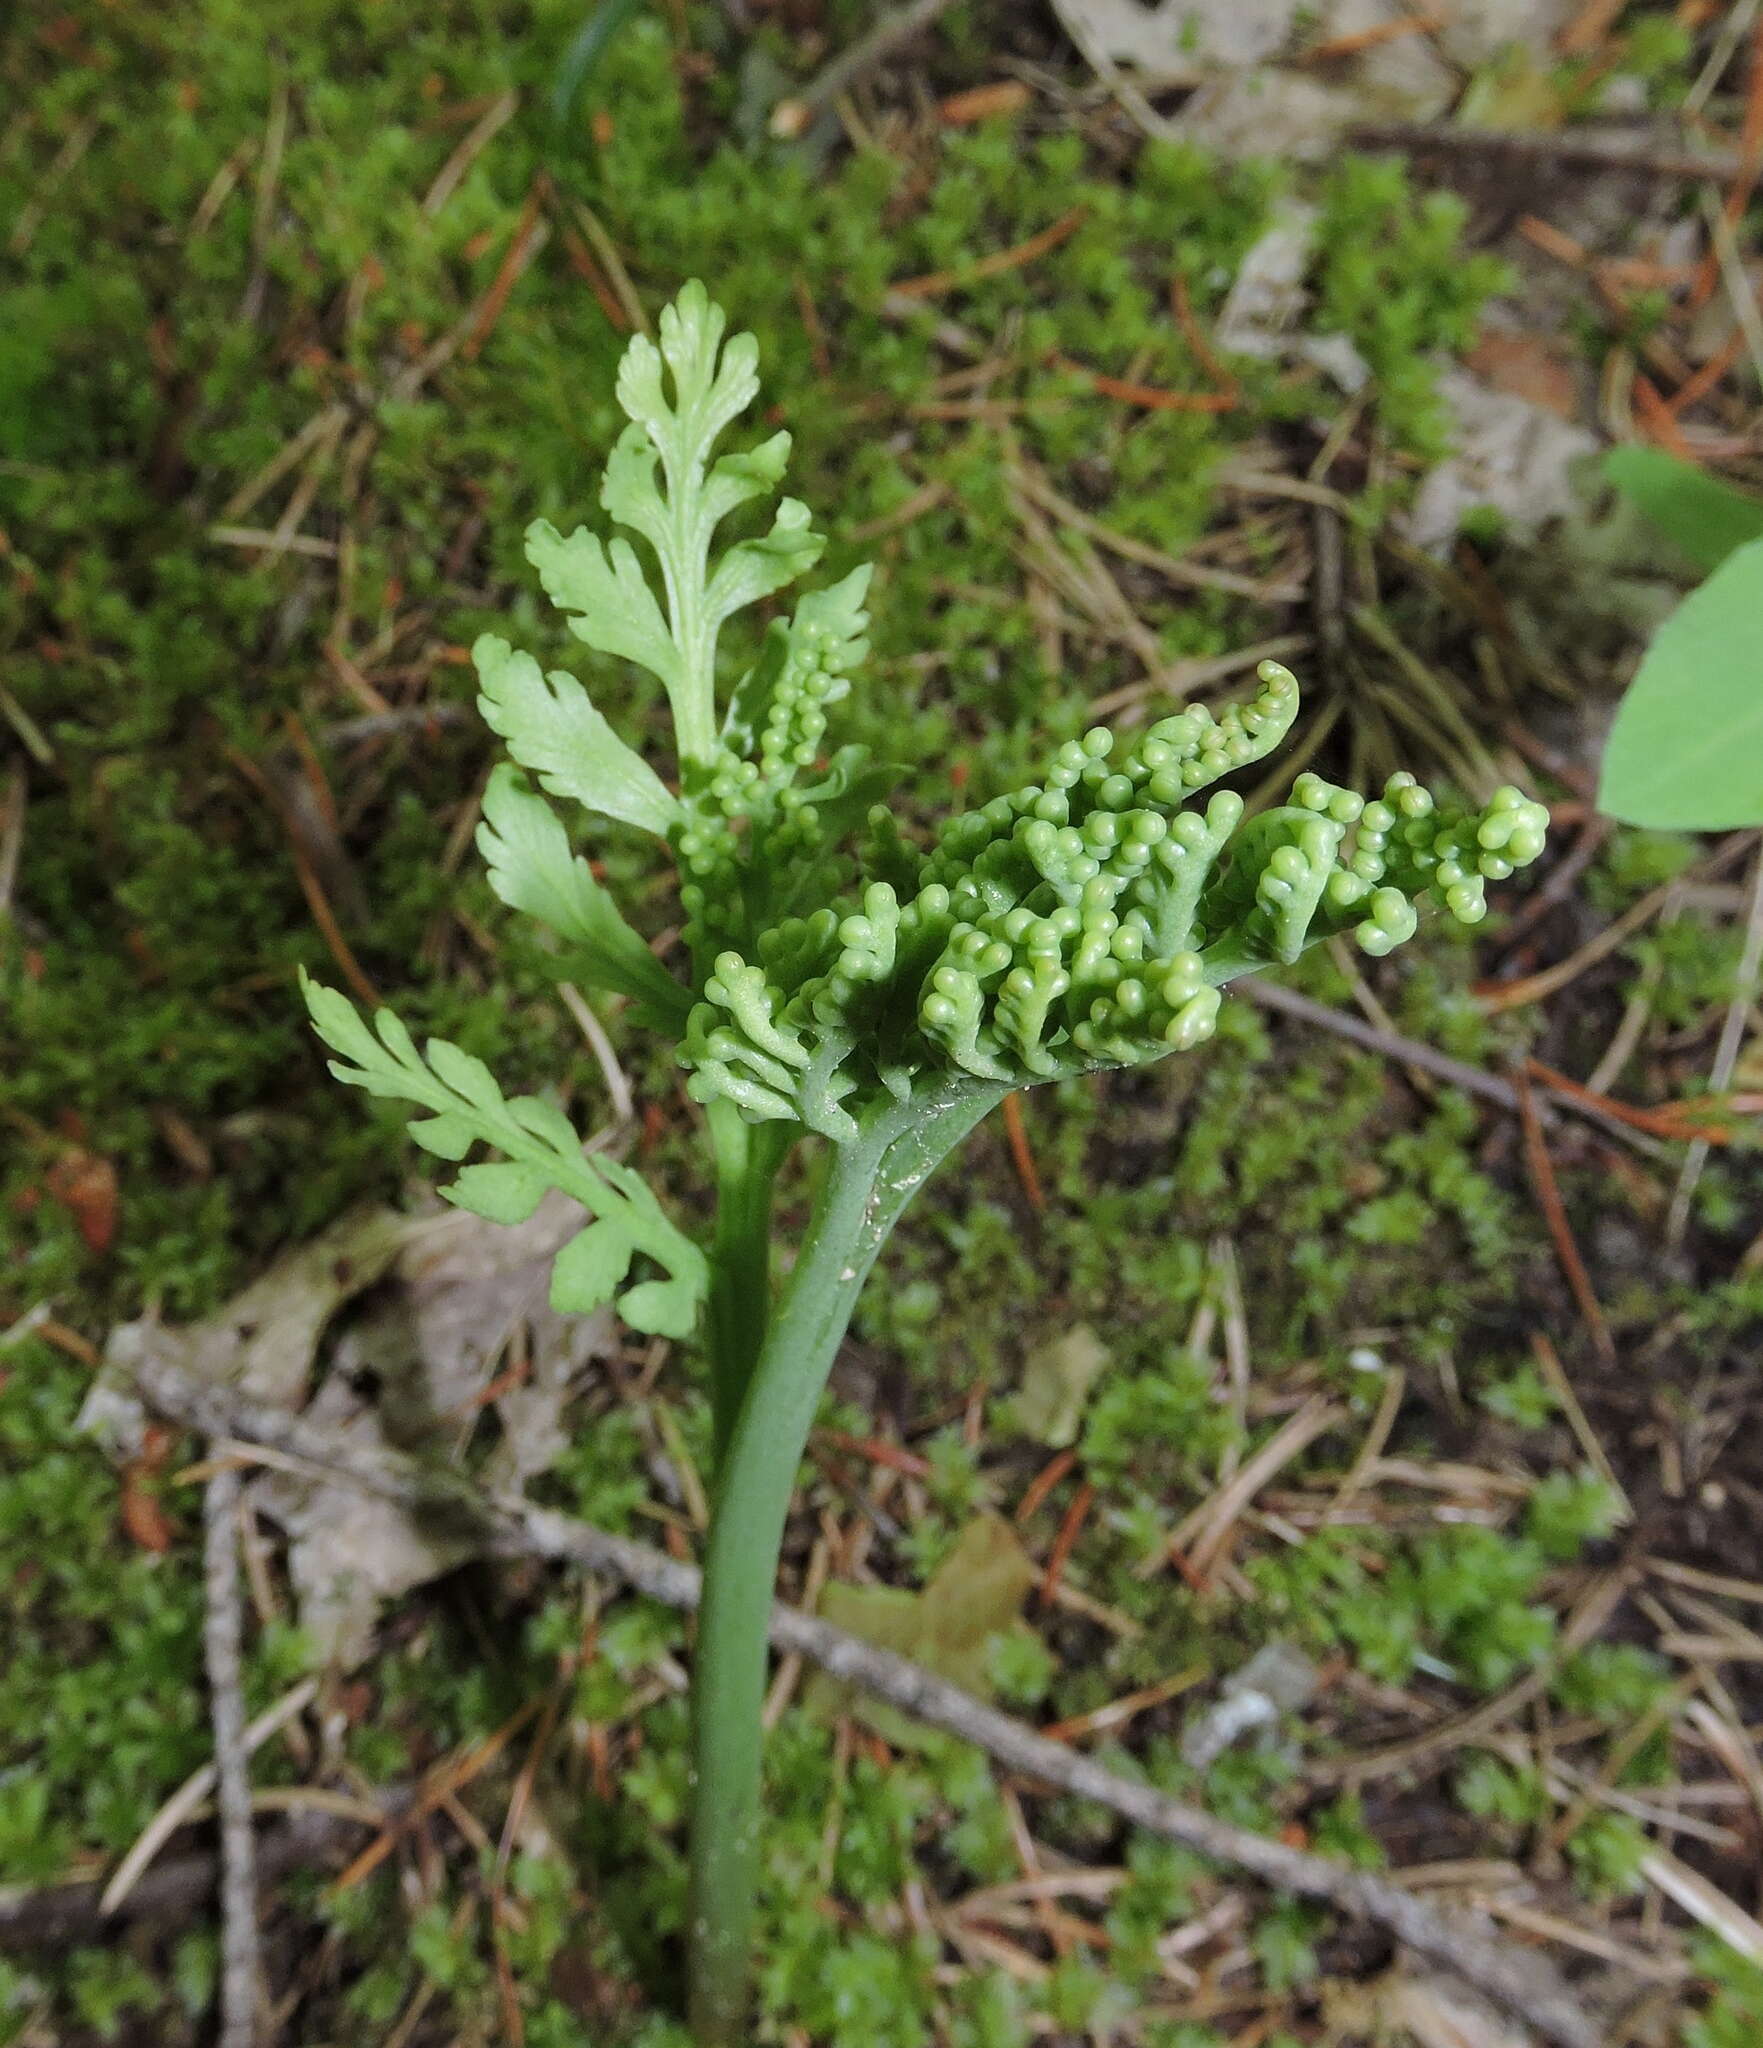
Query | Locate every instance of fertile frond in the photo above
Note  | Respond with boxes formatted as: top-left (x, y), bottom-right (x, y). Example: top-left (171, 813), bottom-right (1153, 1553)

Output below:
top-left (301, 972), bottom-right (706, 1336)
top-left (676, 566), bottom-right (886, 968)
top-left (309, 283), bottom-right (1548, 1331)
top-left (678, 663), bottom-right (1548, 1134)
top-left (723, 565), bottom-right (872, 761)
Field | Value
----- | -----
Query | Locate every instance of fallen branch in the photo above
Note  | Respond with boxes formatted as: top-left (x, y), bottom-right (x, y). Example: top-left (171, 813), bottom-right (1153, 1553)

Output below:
top-left (203, 1465), bottom-right (261, 2048)
top-left (1346, 120), bottom-right (1743, 184)
top-left (126, 1349), bottom-right (1603, 2048)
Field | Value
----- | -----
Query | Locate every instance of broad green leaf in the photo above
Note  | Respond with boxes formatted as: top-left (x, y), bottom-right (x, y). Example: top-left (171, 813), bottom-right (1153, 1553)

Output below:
top-left (407, 1113), bottom-right (477, 1161)
top-left (550, 1217), bottom-right (636, 1312)
top-left (300, 970), bottom-right (383, 1073)
top-left (474, 635), bottom-right (678, 835)
top-left (300, 977), bottom-right (708, 1337)
top-left (1599, 537), bottom-right (1763, 829)
top-left (705, 499), bottom-right (823, 625)
top-left (617, 1273), bottom-right (701, 1338)
top-left (507, 1093), bottom-right (590, 1156)
top-left (476, 766), bottom-right (690, 1018)
top-left (697, 432), bottom-right (793, 533)
top-left (444, 1160), bottom-right (549, 1225)
top-left (424, 1037), bottom-right (502, 1114)
top-left (616, 283), bottom-right (759, 479)
top-left (1604, 447), bottom-right (1763, 576)
top-left (598, 426), bottom-right (670, 558)
top-left (520, 527), bottom-right (680, 693)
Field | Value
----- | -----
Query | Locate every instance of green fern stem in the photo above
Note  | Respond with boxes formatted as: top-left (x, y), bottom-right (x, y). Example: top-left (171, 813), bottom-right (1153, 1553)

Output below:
top-left (686, 1080), bottom-right (1004, 2047)
top-left (703, 1100), bottom-right (790, 1466)
top-left (656, 487), bottom-right (717, 765)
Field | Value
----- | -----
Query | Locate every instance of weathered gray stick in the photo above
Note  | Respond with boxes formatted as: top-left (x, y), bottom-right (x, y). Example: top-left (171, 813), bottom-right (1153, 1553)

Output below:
top-left (202, 1464), bottom-right (260, 2048)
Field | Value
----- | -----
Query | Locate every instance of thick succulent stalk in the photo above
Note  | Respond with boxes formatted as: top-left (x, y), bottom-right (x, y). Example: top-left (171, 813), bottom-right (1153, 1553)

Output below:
top-left (686, 1082), bottom-right (1003, 2047)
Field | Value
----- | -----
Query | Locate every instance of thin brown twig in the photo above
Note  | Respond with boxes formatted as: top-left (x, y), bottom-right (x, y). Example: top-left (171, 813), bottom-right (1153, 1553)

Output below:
top-left (1011, 465), bottom-right (1302, 603)
top-left (125, 1350), bottom-right (1603, 2048)
top-left (0, 762), bottom-right (25, 923)
top-left (1328, 1368), bottom-right (1406, 1521)
top-left (239, 79), bottom-right (289, 326)
top-left (1038, 1481), bottom-right (1095, 1607)
top-left (98, 1680), bottom-right (320, 1913)
top-left (463, 184), bottom-right (551, 361)
top-left (1514, 1065), bottom-right (1617, 1367)
top-left (1, 1797), bottom-right (404, 1950)
top-left (487, 1682), bottom-right (564, 2048)
top-left (222, 743), bottom-right (382, 1008)
top-left (0, 681), bottom-right (53, 766)
top-left (265, 410), bottom-right (344, 561)
top-left (1557, 0), bottom-right (1627, 56)
top-left (770, 0), bottom-right (965, 136)
top-left (1633, 371), bottom-right (1699, 461)
top-left (1528, 1332), bottom-right (1630, 1515)
top-left (1326, 1570), bottom-right (1634, 1790)
top-left (1015, 1449), bottom-right (1078, 1524)
top-left (1703, 189), bottom-right (1763, 392)
top-left (1039, 1666), bottom-right (1206, 1745)
top-left (1298, 10), bottom-right (1441, 63)
top-left (560, 225), bottom-right (632, 331)
top-left (1524, 1057), bottom-right (1744, 1145)
top-left (1167, 270), bottom-right (1236, 392)
top-left (1181, 1396), bottom-right (1344, 1582)
top-left (420, 90), bottom-right (517, 218)
top-left (209, 524), bottom-right (339, 560)
top-left (8, 112), bottom-right (101, 256)
top-left (1689, 17), bottom-right (1763, 315)
top-left (814, 1428), bottom-right (932, 1479)
top-left (1236, 976), bottom-right (1671, 1159)
top-left (1542, 1673), bottom-right (1700, 1859)
top-left (218, 405), bottom-right (350, 525)
top-left (1054, 353), bottom-right (1237, 414)
top-left (559, 199), bottom-right (647, 335)
top-left (1489, 831), bottom-right (1757, 1004)
top-left (891, 207), bottom-right (1088, 300)
top-left (332, 1697), bottom-right (547, 1892)
top-left (188, 138), bottom-right (254, 240)
top-left (1000, 1092), bottom-right (1046, 1213)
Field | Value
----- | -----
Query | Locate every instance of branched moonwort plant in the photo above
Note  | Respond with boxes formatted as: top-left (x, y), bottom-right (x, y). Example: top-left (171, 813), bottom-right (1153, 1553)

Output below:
top-left (303, 283), bottom-right (1547, 2045)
